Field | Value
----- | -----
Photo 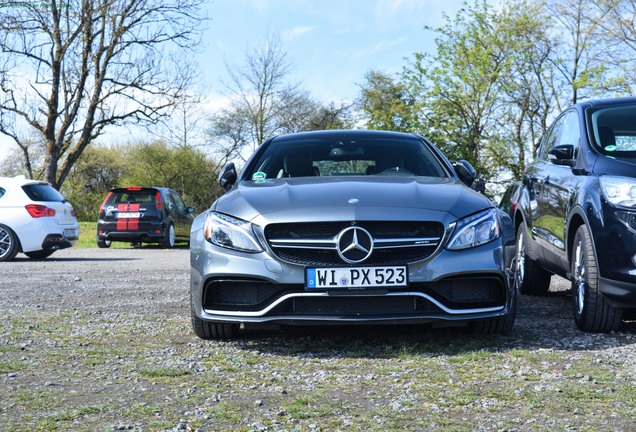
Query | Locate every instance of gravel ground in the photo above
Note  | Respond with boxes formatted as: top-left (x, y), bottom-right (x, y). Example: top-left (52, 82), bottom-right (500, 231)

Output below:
top-left (1, 247), bottom-right (636, 431)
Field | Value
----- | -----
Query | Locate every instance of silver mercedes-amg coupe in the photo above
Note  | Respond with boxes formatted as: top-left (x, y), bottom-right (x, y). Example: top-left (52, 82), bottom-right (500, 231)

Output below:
top-left (190, 130), bottom-right (516, 338)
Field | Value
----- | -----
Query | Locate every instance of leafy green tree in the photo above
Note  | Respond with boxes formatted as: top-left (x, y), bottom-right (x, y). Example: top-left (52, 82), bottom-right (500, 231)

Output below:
top-left (61, 141), bottom-right (221, 221)
top-left (409, 1), bottom-right (511, 184)
top-left (61, 146), bottom-right (127, 221)
top-left (304, 102), bottom-right (356, 131)
top-left (356, 70), bottom-right (421, 132)
top-left (119, 141), bottom-right (221, 215)
top-left (492, 1), bottom-right (560, 174)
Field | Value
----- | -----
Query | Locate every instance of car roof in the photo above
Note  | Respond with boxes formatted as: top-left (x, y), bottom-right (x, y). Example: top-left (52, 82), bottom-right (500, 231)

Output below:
top-left (572, 96), bottom-right (636, 110)
top-left (0, 175), bottom-right (51, 187)
top-left (268, 129), bottom-right (423, 143)
top-left (109, 186), bottom-right (171, 193)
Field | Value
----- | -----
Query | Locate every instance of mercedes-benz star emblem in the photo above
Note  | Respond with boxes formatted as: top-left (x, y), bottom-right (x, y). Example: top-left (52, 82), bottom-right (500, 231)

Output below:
top-left (336, 226), bottom-right (374, 264)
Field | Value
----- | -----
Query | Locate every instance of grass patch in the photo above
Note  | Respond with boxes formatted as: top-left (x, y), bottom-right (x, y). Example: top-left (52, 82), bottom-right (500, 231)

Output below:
top-left (0, 360), bottom-right (24, 374)
top-left (77, 221), bottom-right (132, 249)
top-left (139, 366), bottom-right (191, 378)
top-left (76, 222), bottom-right (98, 248)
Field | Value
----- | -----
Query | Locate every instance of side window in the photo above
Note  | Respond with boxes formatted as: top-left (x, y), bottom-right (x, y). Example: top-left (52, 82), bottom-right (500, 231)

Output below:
top-left (171, 191), bottom-right (187, 214)
top-left (163, 191), bottom-right (175, 211)
top-left (559, 111), bottom-right (581, 147)
top-left (538, 114), bottom-right (566, 161)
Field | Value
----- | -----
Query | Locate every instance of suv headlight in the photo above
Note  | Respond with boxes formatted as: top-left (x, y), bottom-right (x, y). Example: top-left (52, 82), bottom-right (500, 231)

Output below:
top-left (204, 212), bottom-right (263, 252)
top-left (447, 208), bottom-right (502, 251)
top-left (600, 176), bottom-right (636, 209)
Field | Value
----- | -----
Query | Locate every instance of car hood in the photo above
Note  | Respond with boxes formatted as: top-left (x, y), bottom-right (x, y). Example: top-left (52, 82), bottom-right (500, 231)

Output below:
top-left (213, 177), bottom-right (491, 224)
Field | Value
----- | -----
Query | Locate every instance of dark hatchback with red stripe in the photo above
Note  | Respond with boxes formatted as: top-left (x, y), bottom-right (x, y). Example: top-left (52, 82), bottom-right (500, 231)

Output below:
top-left (97, 187), bottom-right (194, 248)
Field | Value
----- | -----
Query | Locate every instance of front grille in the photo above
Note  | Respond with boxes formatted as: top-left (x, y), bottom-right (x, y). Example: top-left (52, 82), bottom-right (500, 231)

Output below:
top-left (270, 296), bottom-right (444, 316)
top-left (265, 221), bottom-right (444, 266)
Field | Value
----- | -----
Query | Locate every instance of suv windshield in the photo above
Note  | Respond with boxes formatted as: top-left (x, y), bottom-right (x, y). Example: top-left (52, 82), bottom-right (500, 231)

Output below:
top-left (589, 103), bottom-right (636, 160)
top-left (245, 136), bottom-right (449, 180)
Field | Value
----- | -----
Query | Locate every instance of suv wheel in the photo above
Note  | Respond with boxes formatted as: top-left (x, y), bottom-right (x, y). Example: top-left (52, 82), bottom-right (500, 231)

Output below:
top-left (162, 223), bottom-right (176, 248)
top-left (572, 225), bottom-right (622, 332)
top-left (0, 224), bottom-right (19, 262)
top-left (514, 225), bottom-right (551, 295)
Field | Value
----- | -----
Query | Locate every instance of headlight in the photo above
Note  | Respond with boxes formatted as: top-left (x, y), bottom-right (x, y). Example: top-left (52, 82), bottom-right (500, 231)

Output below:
top-left (600, 176), bottom-right (636, 209)
top-left (203, 212), bottom-right (263, 252)
top-left (447, 208), bottom-right (502, 251)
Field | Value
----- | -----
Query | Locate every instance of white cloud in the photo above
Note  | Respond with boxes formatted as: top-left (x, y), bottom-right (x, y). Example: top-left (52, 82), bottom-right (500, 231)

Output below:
top-left (281, 25), bottom-right (315, 42)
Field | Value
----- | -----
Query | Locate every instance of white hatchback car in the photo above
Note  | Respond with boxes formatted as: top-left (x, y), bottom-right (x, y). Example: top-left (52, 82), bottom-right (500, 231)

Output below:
top-left (0, 175), bottom-right (80, 261)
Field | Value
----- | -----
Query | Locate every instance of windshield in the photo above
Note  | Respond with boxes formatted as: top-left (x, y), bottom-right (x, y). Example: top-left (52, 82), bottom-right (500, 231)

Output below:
top-left (589, 103), bottom-right (636, 160)
top-left (244, 135), bottom-right (449, 180)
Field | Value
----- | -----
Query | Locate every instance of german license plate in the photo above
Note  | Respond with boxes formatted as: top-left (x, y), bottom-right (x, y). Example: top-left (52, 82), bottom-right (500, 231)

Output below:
top-left (306, 266), bottom-right (407, 289)
top-left (117, 212), bottom-right (140, 218)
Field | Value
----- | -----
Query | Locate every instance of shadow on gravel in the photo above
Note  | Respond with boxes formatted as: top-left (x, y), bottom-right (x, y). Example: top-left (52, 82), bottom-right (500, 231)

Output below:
top-left (11, 256), bottom-right (142, 262)
top-left (221, 289), bottom-right (636, 359)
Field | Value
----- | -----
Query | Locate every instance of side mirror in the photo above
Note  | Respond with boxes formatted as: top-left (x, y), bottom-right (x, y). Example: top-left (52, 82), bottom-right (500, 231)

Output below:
top-left (218, 162), bottom-right (237, 192)
top-left (548, 144), bottom-right (576, 167)
top-left (454, 160), bottom-right (476, 187)
top-left (187, 206), bottom-right (195, 214)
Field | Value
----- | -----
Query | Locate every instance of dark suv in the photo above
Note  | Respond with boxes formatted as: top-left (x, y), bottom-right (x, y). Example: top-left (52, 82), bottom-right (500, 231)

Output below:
top-left (97, 187), bottom-right (194, 248)
top-left (507, 97), bottom-right (636, 332)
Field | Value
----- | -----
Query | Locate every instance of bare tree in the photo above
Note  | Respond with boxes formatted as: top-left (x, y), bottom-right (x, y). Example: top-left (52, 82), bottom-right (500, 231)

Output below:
top-left (591, 0), bottom-right (636, 93)
top-left (545, 0), bottom-right (624, 105)
top-left (211, 33), bottom-right (307, 158)
top-left (0, 0), bottom-right (207, 188)
top-left (150, 63), bottom-right (209, 149)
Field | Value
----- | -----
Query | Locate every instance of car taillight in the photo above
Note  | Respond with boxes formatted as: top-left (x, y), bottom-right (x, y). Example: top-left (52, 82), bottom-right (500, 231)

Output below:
top-left (156, 191), bottom-right (163, 209)
top-left (25, 204), bottom-right (55, 218)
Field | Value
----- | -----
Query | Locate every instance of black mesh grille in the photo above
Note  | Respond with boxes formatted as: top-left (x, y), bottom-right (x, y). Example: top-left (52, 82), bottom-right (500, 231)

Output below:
top-left (203, 279), bottom-right (287, 310)
top-left (271, 296), bottom-right (443, 316)
top-left (265, 221), bottom-right (444, 265)
top-left (416, 277), bottom-right (505, 309)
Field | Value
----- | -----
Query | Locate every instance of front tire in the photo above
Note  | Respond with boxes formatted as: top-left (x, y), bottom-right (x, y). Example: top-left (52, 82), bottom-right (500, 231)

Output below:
top-left (571, 225), bottom-right (622, 332)
top-left (0, 224), bottom-right (19, 262)
top-left (514, 225), bottom-right (551, 295)
top-left (190, 293), bottom-right (239, 339)
top-left (472, 287), bottom-right (517, 335)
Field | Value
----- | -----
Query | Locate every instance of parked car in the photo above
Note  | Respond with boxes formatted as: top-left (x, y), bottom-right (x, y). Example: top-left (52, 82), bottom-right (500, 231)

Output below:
top-left (97, 186), bottom-right (194, 249)
top-left (506, 97), bottom-right (636, 332)
top-left (0, 175), bottom-right (80, 261)
top-left (190, 129), bottom-right (517, 339)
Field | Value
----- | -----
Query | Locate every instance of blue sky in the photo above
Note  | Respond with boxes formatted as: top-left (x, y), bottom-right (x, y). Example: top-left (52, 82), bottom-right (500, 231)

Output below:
top-left (203, 0), bottom-right (463, 103)
top-left (0, 0), bottom-right (464, 159)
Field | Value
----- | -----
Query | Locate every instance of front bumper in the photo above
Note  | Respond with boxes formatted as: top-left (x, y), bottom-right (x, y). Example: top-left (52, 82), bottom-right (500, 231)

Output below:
top-left (190, 232), bottom-right (515, 327)
top-left (593, 205), bottom-right (636, 305)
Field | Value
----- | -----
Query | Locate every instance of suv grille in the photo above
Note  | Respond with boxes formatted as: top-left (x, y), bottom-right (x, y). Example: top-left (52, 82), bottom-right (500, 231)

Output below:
top-left (265, 221), bottom-right (444, 266)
